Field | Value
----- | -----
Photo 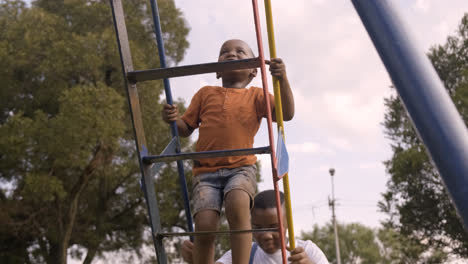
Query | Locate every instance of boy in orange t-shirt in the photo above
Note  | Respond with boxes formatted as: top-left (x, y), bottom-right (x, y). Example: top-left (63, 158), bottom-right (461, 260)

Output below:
top-left (162, 39), bottom-right (294, 264)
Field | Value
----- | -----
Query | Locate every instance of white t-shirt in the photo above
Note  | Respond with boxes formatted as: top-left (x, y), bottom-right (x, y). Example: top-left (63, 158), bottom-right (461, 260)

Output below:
top-left (216, 239), bottom-right (329, 264)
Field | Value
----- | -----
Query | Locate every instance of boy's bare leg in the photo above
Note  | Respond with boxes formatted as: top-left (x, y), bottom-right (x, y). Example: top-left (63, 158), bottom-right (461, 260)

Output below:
top-left (193, 209), bottom-right (219, 264)
top-left (225, 189), bottom-right (252, 264)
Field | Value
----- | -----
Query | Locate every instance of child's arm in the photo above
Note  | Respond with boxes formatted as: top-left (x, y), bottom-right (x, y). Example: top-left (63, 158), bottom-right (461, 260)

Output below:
top-left (162, 104), bottom-right (194, 137)
top-left (268, 58), bottom-right (295, 121)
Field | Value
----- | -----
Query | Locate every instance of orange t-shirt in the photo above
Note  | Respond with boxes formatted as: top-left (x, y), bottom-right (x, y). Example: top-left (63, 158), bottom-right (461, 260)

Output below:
top-left (181, 86), bottom-right (275, 176)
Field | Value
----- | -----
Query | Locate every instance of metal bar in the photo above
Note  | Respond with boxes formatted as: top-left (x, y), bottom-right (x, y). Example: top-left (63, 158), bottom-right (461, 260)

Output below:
top-left (149, 0), bottom-right (194, 248)
top-left (141, 151), bottom-right (167, 263)
top-left (264, 0), bottom-right (296, 249)
top-left (351, 0), bottom-right (468, 230)
top-left (109, 0), bottom-right (167, 261)
top-left (109, 0), bottom-right (146, 151)
top-left (143, 146), bottom-right (271, 164)
top-left (148, 137), bottom-right (178, 178)
top-left (127, 58), bottom-right (262, 83)
top-left (157, 228), bottom-right (279, 238)
top-left (251, 1), bottom-right (287, 263)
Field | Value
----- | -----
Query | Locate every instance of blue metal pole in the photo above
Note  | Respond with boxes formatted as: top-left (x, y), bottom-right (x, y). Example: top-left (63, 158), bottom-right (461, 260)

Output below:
top-left (148, 0), bottom-right (194, 236)
top-left (351, 0), bottom-right (468, 230)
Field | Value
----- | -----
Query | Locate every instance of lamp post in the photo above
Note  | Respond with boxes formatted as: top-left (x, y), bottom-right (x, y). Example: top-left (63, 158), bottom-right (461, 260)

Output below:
top-left (328, 168), bottom-right (342, 264)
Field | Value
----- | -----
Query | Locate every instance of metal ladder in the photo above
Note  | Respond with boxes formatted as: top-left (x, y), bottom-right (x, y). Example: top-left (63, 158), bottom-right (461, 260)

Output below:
top-left (109, 1), bottom-right (295, 263)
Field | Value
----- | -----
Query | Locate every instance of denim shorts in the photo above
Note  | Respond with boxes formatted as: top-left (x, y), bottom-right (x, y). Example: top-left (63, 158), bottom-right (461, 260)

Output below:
top-left (192, 165), bottom-right (257, 216)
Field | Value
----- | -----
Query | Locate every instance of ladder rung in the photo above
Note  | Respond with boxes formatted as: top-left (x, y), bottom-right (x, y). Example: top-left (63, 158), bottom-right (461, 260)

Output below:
top-left (127, 57), bottom-right (262, 83)
top-left (156, 227), bottom-right (279, 238)
top-left (142, 146), bottom-right (271, 164)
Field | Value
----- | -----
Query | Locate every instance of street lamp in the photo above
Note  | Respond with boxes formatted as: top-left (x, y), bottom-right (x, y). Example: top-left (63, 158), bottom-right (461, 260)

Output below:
top-left (328, 168), bottom-right (342, 264)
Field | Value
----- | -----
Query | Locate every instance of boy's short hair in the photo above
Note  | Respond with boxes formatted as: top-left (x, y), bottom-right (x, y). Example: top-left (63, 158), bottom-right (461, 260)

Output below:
top-left (220, 39), bottom-right (255, 58)
top-left (253, 190), bottom-right (285, 210)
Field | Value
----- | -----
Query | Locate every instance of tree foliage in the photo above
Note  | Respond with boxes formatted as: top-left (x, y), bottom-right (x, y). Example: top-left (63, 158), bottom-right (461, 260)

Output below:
top-left (380, 13), bottom-right (468, 258)
top-left (0, 0), bottom-right (192, 263)
top-left (302, 222), bottom-right (448, 264)
top-left (377, 227), bottom-right (447, 264)
top-left (303, 223), bottom-right (382, 264)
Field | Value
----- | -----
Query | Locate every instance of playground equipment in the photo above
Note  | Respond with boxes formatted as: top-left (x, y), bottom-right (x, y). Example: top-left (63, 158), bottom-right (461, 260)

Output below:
top-left (109, 0), bottom-right (468, 263)
top-left (110, 0), bottom-right (294, 263)
top-left (352, 0), bottom-right (468, 231)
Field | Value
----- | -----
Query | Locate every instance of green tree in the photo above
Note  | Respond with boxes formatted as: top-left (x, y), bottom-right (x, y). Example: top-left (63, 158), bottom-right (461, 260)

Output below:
top-left (0, 0), bottom-right (191, 263)
top-left (302, 223), bottom-right (383, 264)
top-left (302, 223), bottom-right (448, 264)
top-left (380, 13), bottom-right (468, 259)
top-left (377, 227), bottom-right (447, 264)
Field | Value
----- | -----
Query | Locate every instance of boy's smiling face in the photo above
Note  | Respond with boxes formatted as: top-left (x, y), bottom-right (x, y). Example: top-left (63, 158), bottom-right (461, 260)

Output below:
top-left (217, 39), bottom-right (257, 87)
top-left (251, 207), bottom-right (288, 254)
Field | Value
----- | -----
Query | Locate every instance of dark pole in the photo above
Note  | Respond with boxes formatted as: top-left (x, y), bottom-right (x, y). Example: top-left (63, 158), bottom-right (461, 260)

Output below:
top-left (328, 168), bottom-right (342, 264)
top-left (351, 0), bottom-right (468, 230)
top-left (148, 0), bottom-right (194, 238)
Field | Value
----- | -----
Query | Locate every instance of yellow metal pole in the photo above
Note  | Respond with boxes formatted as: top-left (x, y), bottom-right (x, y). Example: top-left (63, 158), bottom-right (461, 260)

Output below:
top-left (264, 0), bottom-right (296, 249)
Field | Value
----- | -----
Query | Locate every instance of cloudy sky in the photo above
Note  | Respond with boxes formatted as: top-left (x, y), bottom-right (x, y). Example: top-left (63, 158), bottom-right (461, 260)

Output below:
top-left (166, 0), bottom-right (468, 234)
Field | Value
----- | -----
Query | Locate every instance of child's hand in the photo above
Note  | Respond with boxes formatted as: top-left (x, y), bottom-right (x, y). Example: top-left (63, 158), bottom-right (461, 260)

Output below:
top-left (162, 104), bottom-right (179, 124)
top-left (267, 58), bottom-right (287, 80)
top-left (180, 240), bottom-right (194, 263)
top-left (287, 246), bottom-right (315, 264)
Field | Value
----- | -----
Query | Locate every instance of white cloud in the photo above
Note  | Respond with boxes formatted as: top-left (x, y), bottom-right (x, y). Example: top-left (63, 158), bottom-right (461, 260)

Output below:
top-left (288, 142), bottom-right (334, 155)
top-left (358, 162), bottom-right (384, 170)
top-left (317, 165), bottom-right (332, 172)
top-left (414, 0), bottom-right (431, 13)
top-left (329, 137), bottom-right (352, 151)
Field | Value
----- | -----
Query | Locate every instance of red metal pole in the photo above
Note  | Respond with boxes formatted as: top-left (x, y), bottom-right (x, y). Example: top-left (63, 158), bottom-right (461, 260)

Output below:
top-left (251, 0), bottom-right (287, 263)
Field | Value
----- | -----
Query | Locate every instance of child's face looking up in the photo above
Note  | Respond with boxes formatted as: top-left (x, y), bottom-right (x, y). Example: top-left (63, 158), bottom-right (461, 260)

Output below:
top-left (217, 39), bottom-right (256, 84)
top-left (218, 39), bottom-right (254, 61)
